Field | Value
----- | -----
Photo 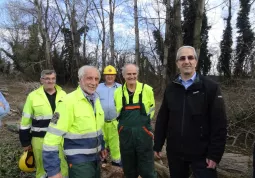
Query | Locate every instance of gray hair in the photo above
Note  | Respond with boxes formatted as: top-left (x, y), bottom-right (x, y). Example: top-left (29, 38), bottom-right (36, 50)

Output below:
top-left (78, 65), bottom-right (101, 80)
top-left (176, 46), bottom-right (198, 61)
top-left (40, 70), bottom-right (56, 78)
top-left (121, 63), bottom-right (139, 76)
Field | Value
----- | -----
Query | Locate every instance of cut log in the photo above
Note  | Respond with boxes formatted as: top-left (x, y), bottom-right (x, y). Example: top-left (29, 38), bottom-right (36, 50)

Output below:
top-left (218, 153), bottom-right (252, 177)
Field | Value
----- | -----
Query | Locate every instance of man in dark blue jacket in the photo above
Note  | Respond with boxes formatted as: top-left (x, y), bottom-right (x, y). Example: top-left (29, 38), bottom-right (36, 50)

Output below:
top-left (154, 46), bottom-right (227, 178)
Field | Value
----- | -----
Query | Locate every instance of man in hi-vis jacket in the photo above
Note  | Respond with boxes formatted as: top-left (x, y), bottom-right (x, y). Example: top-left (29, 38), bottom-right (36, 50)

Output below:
top-left (43, 66), bottom-right (107, 178)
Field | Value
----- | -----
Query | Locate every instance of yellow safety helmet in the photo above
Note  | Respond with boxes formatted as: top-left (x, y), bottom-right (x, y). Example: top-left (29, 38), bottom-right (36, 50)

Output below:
top-left (103, 65), bottom-right (117, 75)
top-left (19, 150), bottom-right (35, 172)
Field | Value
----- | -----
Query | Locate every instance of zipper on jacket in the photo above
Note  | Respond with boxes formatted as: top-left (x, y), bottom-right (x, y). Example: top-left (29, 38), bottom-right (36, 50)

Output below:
top-left (181, 91), bottom-right (186, 152)
top-left (181, 92), bottom-right (186, 136)
top-left (95, 109), bottom-right (100, 162)
top-left (173, 81), bottom-right (186, 153)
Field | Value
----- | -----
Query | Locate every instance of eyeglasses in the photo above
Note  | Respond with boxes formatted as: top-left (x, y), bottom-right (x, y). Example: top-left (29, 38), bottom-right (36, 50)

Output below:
top-left (42, 78), bottom-right (56, 82)
top-left (179, 55), bottom-right (195, 61)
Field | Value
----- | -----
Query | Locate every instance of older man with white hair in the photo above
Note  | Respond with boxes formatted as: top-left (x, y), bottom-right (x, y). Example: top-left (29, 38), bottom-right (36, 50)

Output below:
top-left (114, 63), bottom-right (157, 178)
top-left (43, 65), bottom-right (107, 178)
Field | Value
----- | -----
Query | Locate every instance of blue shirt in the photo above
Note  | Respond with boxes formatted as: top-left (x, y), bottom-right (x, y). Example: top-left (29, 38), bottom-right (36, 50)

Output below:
top-left (0, 92), bottom-right (10, 126)
top-left (179, 72), bottom-right (196, 89)
top-left (96, 82), bottom-right (121, 121)
top-left (81, 89), bottom-right (96, 113)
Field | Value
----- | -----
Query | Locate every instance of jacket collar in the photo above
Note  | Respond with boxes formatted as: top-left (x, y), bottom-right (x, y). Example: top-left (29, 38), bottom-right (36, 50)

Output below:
top-left (173, 73), bottom-right (202, 90)
top-left (37, 85), bottom-right (62, 95)
top-left (123, 81), bottom-right (143, 93)
top-left (76, 86), bottom-right (99, 101)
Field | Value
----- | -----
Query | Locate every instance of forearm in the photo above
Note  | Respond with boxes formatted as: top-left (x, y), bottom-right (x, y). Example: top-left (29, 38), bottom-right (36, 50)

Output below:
top-left (43, 130), bottom-right (63, 177)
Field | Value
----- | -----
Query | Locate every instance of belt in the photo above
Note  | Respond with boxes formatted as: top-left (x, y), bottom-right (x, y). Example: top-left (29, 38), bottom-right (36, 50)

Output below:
top-left (105, 119), bottom-right (116, 123)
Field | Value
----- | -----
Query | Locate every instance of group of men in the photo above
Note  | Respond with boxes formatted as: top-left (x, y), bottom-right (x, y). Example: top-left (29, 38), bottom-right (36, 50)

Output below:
top-left (18, 45), bottom-right (228, 178)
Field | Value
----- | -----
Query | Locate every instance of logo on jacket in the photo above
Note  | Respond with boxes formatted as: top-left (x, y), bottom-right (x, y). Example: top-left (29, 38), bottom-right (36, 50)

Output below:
top-left (193, 91), bottom-right (199, 94)
top-left (51, 112), bottom-right (60, 124)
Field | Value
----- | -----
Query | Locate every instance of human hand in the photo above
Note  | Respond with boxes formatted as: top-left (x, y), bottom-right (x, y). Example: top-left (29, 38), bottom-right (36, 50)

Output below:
top-left (49, 173), bottom-right (63, 178)
top-left (154, 151), bottom-right (162, 159)
top-left (206, 158), bottom-right (217, 169)
top-left (23, 145), bottom-right (32, 151)
top-left (100, 149), bottom-right (108, 160)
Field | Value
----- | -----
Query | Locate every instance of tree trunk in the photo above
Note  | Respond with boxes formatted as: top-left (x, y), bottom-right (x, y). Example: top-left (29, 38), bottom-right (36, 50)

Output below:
top-left (92, 0), bottom-right (106, 69)
top-left (34, 0), bottom-right (52, 69)
top-left (163, 0), bottom-right (171, 82)
top-left (173, 0), bottom-right (183, 50)
top-left (83, 0), bottom-right (91, 63)
top-left (100, 0), bottom-right (106, 69)
top-left (70, 1), bottom-right (79, 68)
top-left (193, 0), bottom-right (205, 57)
top-left (134, 0), bottom-right (140, 66)
top-left (166, 0), bottom-right (182, 79)
top-left (64, 0), bottom-right (80, 84)
top-left (109, 0), bottom-right (115, 65)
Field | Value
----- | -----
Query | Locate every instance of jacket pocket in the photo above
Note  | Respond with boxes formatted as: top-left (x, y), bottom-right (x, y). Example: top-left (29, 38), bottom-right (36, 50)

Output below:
top-left (187, 92), bottom-right (205, 115)
top-left (32, 103), bottom-right (45, 116)
top-left (199, 124), bottom-right (209, 140)
top-left (118, 125), bottom-right (124, 134)
top-left (142, 126), bottom-right (154, 139)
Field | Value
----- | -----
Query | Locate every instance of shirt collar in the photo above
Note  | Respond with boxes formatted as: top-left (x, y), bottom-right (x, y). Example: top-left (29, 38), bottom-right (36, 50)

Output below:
top-left (179, 72), bottom-right (197, 82)
top-left (81, 89), bottom-right (96, 101)
top-left (104, 82), bottom-right (117, 88)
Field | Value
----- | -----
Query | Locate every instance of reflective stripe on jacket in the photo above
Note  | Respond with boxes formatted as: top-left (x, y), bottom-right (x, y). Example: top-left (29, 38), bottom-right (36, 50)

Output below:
top-left (114, 81), bottom-right (155, 119)
top-left (43, 86), bottom-right (105, 177)
top-left (19, 85), bottom-right (66, 147)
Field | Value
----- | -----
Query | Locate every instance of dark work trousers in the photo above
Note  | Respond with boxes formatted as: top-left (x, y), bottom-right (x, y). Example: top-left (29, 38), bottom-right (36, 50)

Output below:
top-left (167, 156), bottom-right (218, 178)
top-left (68, 161), bottom-right (100, 178)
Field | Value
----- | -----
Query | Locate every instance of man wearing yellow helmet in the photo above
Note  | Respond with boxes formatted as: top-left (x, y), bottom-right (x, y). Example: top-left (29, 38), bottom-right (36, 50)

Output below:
top-left (96, 65), bottom-right (122, 167)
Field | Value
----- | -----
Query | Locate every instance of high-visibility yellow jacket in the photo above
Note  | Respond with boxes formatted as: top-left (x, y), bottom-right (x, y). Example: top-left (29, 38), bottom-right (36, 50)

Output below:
top-left (114, 81), bottom-right (155, 119)
top-left (42, 86), bottom-right (105, 177)
top-left (19, 85), bottom-right (66, 147)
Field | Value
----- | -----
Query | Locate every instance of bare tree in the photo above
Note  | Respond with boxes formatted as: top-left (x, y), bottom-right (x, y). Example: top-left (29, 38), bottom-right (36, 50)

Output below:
top-left (134, 0), bottom-right (140, 66)
top-left (64, 0), bottom-right (80, 68)
top-left (173, 0), bottom-right (183, 50)
top-left (34, 0), bottom-right (52, 68)
top-left (82, 0), bottom-right (92, 61)
top-left (193, 0), bottom-right (205, 57)
top-left (109, 0), bottom-right (116, 65)
top-left (92, 0), bottom-right (106, 69)
top-left (163, 0), bottom-right (171, 81)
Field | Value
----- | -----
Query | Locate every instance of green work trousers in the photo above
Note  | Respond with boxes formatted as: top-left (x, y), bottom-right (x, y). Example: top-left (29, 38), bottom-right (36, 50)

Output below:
top-left (118, 102), bottom-right (156, 178)
top-left (68, 161), bottom-right (100, 178)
